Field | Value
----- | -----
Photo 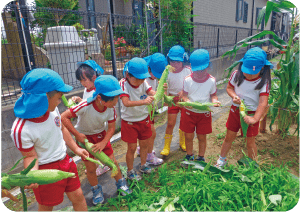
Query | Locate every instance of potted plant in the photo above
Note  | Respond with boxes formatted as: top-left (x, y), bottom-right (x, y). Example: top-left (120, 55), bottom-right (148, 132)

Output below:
top-left (115, 37), bottom-right (127, 57)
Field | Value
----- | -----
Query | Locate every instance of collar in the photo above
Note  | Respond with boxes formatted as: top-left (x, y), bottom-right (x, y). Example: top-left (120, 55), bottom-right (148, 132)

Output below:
top-left (86, 87), bottom-right (96, 92)
top-left (92, 101), bottom-right (107, 113)
top-left (126, 78), bottom-right (140, 89)
top-left (28, 111), bottom-right (50, 123)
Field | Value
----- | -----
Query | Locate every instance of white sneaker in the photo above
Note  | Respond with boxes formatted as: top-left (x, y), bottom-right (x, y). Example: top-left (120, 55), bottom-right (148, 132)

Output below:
top-left (215, 158), bottom-right (227, 169)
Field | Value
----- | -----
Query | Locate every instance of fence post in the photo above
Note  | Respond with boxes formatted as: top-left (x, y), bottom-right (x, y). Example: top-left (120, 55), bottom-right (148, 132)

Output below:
top-left (107, 1), bottom-right (117, 78)
top-left (158, 0), bottom-right (163, 53)
top-left (216, 28), bottom-right (220, 58)
top-left (235, 29), bottom-right (238, 44)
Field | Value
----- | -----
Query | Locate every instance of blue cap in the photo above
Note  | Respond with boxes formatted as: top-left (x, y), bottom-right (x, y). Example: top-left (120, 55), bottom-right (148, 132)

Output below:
top-left (190, 49), bottom-right (210, 71)
top-left (77, 60), bottom-right (104, 75)
top-left (239, 47), bottom-right (274, 75)
top-left (144, 53), bottom-right (167, 79)
top-left (14, 68), bottom-right (73, 119)
top-left (123, 57), bottom-right (151, 79)
top-left (167, 45), bottom-right (185, 62)
top-left (87, 75), bottom-right (125, 103)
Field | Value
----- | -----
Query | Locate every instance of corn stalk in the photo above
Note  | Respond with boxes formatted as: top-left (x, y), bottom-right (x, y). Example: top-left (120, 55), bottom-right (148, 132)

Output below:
top-left (222, 0), bottom-right (299, 137)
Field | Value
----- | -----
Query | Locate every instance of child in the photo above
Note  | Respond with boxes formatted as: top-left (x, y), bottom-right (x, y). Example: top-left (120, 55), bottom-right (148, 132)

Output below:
top-left (135, 53), bottom-right (168, 165)
top-left (180, 49), bottom-right (221, 161)
top-left (10, 68), bottom-right (89, 211)
top-left (160, 45), bottom-right (192, 156)
top-left (119, 57), bottom-right (156, 180)
top-left (215, 47), bottom-right (272, 168)
top-left (61, 75), bottom-right (132, 205)
top-left (71, 60), bottom-right (109, 176)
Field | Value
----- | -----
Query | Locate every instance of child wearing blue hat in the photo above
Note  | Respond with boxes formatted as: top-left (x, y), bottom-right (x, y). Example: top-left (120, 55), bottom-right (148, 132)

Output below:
top-left (180, 49), bottom-right (221, 162)
top-left (10, 68), bottom-right (89, 211)
top-left (160, 45), bottom-right (192, 156)
top-left (135, 53), bottom-right (167, 166)
top-left (215, 47), bottom-right (272, 168)
top-left (120, 57), bottom-right (157, 180)
top-left (61, 75), bottom-right (132, 205)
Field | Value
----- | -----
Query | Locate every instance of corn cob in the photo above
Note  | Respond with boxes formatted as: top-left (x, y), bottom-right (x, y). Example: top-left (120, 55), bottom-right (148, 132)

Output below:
top-left (240, 100), bottom-right (249, 137)
top-left (62, 95), bottom-right (77, 108)
top-left (164, 95), bottom-right (176, 107)
top-left (84, 139), bottom-right (118, 178)
top-left (177, 101), bottom-right (215, 112)
top-left (1, 170), bottom-right (75, 189)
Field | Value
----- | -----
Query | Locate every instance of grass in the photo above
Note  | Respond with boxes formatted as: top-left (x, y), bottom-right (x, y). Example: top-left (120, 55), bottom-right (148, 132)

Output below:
top-left (93, 159), bottom-right (299, 211)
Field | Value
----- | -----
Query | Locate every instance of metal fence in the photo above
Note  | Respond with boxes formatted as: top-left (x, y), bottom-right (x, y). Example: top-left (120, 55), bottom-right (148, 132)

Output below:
top-left (1, 3), bottom-right (280, 106)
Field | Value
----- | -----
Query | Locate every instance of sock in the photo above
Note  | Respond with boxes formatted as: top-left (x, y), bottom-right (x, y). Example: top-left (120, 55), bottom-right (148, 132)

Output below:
top-left (219, 156), bottom-right (226, 161)
top-left (92, 185), bottom-right (98, 190)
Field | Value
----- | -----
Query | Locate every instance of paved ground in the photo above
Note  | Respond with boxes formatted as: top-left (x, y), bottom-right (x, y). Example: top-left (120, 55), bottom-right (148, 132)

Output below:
top-left (26, 82), bottom-right (232, 211)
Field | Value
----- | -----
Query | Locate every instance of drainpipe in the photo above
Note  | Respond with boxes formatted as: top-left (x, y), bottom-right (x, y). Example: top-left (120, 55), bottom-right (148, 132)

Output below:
top-left (250, 0), bottom-right (255, 36)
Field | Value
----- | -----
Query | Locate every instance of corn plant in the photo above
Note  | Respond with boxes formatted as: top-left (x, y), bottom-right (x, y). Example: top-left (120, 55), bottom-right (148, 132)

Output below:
top-left (222, 0), bottom-right (299, 136)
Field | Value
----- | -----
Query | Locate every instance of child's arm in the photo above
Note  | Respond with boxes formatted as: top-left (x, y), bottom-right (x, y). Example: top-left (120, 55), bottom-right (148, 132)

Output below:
top-left (61, 109), bottom-right (87, 143)
top-left (90, 121), bottom-right (115, 154)
top-left (20, 148), bottom-right (39, 189)
top-left (121, 96), bottom-right (154, 107)
top-left (211, 94), bottom-right (221, 107)
top-left (147, 89), bottom-right (156, 96)
top-left (61, 123), bottom-right (89, 159)
top-left (244, 95), bottom-right (268, 125)
top-left (226, 83), bottom-right (241, 105)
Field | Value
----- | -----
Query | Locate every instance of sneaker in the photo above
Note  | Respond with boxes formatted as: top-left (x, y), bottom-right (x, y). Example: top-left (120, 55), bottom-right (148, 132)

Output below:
top-left (147, 153), bottom-right (163, 165)
top-left (215, 157), bottom-right (227, 169)
top-left (116, 178), bottom-right (132, 196)
top-left (127, 169), bottom-right (142, 181)
top-left (137, 146), bottom-right (155, 156)
top-left (184, 154), bottom-right (194, 161)
top-left (96, 165), bottom-right (110, 176)
top-left (196, 156), bottom-right (205, 162)
top-left (139, 163), bottom-right (152, 174)
top-left (91, 184), bottom-right (104, 205)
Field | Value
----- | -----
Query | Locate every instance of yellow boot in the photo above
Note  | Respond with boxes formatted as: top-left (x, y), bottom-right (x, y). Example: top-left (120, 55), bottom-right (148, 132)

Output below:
top-left (179, 129), bottom-right (186, 151)
top-left (160, 134), bottom-right (173, 156)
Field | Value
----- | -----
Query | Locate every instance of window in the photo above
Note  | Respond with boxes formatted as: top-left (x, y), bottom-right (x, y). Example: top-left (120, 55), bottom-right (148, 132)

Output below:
top-left (243, 2), bottom-right (248, 23)
top-left (236, 0), bottom-right (244, 21)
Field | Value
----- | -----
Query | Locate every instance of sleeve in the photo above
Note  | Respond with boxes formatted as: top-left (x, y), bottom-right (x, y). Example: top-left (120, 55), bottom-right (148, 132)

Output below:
top-left (107, 107), bottom-right (117, 123)
top-left (69, 101), bottom-right (87, 117)
top-left (259, 81), bottom-right (270, 96)
top-left (119, 78), bottom-right (130, 98)
top-left (144, 80), bottom-right (152, 94)
top-left (228, 70), bottom-right (237, 88)
top-left (11, 119), bottom-right (34, 152)
top-left (210, 78), bottom-right (217, 95)
top-left (183, 78), bottom-right (189, 94)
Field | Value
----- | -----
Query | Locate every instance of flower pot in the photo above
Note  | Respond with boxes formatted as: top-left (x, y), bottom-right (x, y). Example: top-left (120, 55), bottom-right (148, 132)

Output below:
top-left (116, 47), bottom-right (127, 57)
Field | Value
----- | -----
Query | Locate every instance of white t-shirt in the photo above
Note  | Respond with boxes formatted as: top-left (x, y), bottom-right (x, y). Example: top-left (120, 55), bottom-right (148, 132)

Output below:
top-left (11, 108), bottom-right (67, 165)
top-left (119, 78), bottom-right (152, 122)
top-left (167, 66), bottom-right (192, 96)
top-left (70, 100), bottom-right (116, 135)
top-left (229, 70), bottom-right (269, 111)
top-left (183, 73), bottom-right (217, 113)
top-left (82, 87), bottom-right (95, 100)
top-left (146, 78), bottom-right (158, 91)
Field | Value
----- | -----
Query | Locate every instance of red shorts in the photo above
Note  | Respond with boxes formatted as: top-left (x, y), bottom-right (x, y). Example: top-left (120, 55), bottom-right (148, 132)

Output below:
top-left (180, 108), bottom-right (212, 134)
top-left (81, 131), bottom-right (114, 160)
top-left (121, 117), bottom-right (152, 143)
top-left (33, 154), bottom-right (80, 206)
top-left (168, 96), bottom-right (182, 114)
top-left (226, 105), bottom-right (259, 137)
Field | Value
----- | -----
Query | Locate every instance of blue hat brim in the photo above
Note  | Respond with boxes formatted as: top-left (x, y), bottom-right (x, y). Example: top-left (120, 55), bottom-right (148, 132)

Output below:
top-left (239, 58), bottom-right (274, 74)
top-left (168, 56), bottom-right (184, 62)
top-left (87, 88), bottom-right (125, 103)
top-left (151, 70), bottom-right (162, 79)
top-left (57, 84), bottom-right (73, 93)
top-left (132, 72), bottom-right (151, 79)
top-left (14, 93), bottom-right (49, 119)
top-left (191, 62), bottom-right (209, 72)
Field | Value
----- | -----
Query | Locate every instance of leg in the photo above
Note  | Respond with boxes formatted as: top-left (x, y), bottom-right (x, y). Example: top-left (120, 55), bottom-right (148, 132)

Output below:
top-left (126, 142), bottom-right (137, 171)
top-left (66, 187), bottom-right (88, 211)
top-left (38, 204), bottom-right (54, 211)
top-left (197, 134), bottom-right (207, 157)
top-left (246, 136), bottom-right (257, 159)
top-left (165, 113), bottom-right (178, 135)
top-left (139, 138), bottom-right (149, 166)
top-left (148, 124), bottom-right (156, 154)
top-left (259, 116), bottom-right (267, 133)
top-left (109, 154), bottom-right (122, 182)
top-left (220, 129), bottom-right (237, 158)
top-left (84, 160), bottom-right (98, 186)
top-left (185, 132), bottom-right (194, 155)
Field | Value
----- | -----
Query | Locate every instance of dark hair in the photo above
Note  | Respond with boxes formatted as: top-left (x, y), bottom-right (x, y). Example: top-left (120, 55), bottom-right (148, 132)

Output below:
top-left (76, 64), bottom-right (99, 81)
top-left (98, 93), bottom-right (116, 102)
top-left (234, 63), bottom-right (271, 90)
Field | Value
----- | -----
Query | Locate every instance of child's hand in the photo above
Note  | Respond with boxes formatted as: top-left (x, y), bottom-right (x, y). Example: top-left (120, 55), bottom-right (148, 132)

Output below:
top-left (75, 148), bottom-right (89, 160)
top-left (244, 115), bottom-right (258, 125)
top-left (144, 96), bottom-right (154, 105)
top-left (163, 83), bottom-right (168, 92)
top-left (213, 100), bottom-right (221, 107)
top-left (233, 95), bottom-right (241, 104)
top-left (71, 96), bottom-right (82, 103)
top-left (76, 133), bottom-right (87, 144)
top-left (25, 183), bottom-right (39, 190)
top-left (91, 141), bottom-right (107, 154)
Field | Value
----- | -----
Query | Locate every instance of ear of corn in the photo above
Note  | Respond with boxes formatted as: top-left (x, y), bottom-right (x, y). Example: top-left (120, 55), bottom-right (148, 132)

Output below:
top-left (164, 95), bottom-right (176, 107)
top-left (1, 170), bottom-right (75, 189)
top-left (62, 95), bottom-right (77, 108)
top-left (84, 139), bottom-right (118, 178)
top-left (240, 100), bottom-right (248, 137)
top-left (177, 101), bottom-right (214, 112)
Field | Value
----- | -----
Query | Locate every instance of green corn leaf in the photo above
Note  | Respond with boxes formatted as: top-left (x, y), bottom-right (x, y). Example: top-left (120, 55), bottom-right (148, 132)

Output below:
top-left (224, 61), bottom-right (240, 77)
top-left (21, 187), bottom-right (28, 211)
top-left (61, 95), bottom-right (69, 107)
top-left (269, 194), bottom-right (282, 206)
top-left (20, 158), bottom-right (37, 175)
top-left (291, 52), bottom-right (299, 91)
top-left (9, 156), bottom-right (26, 172)
top-left (257, 6), bottom-right (267, 29)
